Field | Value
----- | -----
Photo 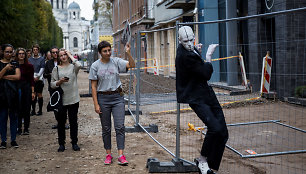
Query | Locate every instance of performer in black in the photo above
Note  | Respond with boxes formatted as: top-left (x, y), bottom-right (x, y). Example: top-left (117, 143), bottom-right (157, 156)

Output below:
top-left (175, 26), bottom-right (228, 174)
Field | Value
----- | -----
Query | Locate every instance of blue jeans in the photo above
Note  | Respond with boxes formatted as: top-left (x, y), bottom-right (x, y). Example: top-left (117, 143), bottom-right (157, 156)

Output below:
top-left (0, 107), bottom-right (18, 142)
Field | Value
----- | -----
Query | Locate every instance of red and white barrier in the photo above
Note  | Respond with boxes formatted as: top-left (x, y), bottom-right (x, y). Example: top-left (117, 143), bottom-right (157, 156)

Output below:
top-left (260, 52), bottom-right (272, 94)
top-left (153, 58), bottom-right (159, 75)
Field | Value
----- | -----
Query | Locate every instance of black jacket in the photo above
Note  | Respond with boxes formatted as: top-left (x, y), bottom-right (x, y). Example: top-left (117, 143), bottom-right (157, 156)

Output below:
top-left (175, 44), bottom-right (214, 104)
top-left (0, 61), bottom-right (19, 109)
top-left (44, 59), bottom-right (56, 91)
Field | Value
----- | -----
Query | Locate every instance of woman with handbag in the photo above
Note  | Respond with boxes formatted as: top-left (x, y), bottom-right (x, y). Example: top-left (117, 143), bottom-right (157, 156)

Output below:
top-left (50, 48), bottom-right (82, 152)
top-left (0, 44), bottom-right (21, 149)
top-left (16, 48), bottom-right (35, 135)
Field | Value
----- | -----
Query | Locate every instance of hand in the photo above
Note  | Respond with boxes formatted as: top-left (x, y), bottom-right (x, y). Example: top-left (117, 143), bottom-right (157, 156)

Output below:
top-left (195, 43), bottom-right (203, 53)
top-left (58, 77), bottom-right (69, 85)
top-left (32, 92), bottom-right (35, 101)
top-left (125, 43), bottom-right (131, 54)
top-left (94, 104), bottom-right (102, 114)
top-left (34, 77), bottom-right (39, 82)
top-left (5, 64), bottom-right (13, 71)
top-left (206, 44), bottom-right (219, 62)
top-left (65, 50), bottom-right (72, 57)
top-left (61, 77), bottom-right (69, 82)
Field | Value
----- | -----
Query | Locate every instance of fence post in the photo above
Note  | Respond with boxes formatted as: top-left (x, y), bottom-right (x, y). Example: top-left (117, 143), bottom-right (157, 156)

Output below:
top-left (125, 31), bottom-right (158, 133)
top-left (135, 30), bottom-right (141, 125)
top-left (175, 21), bottom-right (180, 161)
top-left (176, 103), bottom-right (180, 160)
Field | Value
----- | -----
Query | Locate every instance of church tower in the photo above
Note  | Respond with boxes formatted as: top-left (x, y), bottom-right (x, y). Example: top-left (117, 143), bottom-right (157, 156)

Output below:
top-left (67, 2), bottom-right (83, 54)
top-left (47, 0), bottom-right (91, 55)
top-left (47, 0), bottom-right (69, 49)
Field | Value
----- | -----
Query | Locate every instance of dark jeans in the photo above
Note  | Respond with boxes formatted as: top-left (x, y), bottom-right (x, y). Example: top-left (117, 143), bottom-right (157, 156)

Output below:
top-left (57, 102), bottom-right (79, 145)
top-left (189, 100), bottom-right (228, 171)
top-left (0, 107), bottom-right (18, 142)
top-left (18, 82), bottom-right (31, 131)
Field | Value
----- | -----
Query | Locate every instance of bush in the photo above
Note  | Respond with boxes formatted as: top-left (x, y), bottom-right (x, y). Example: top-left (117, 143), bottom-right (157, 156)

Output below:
top-left (295, 86), bottom-right (306, 98)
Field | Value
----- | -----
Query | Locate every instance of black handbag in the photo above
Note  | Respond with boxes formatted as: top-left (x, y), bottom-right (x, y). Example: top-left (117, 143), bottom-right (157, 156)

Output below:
top-left (47, 67), bottom-right (64, 112)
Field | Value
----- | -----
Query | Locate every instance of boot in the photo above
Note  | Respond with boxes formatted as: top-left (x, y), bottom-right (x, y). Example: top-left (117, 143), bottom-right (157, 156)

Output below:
top-left (31, 97), bottom-right (37, 116)
top-left (37, 97), bottom-right (43, 116)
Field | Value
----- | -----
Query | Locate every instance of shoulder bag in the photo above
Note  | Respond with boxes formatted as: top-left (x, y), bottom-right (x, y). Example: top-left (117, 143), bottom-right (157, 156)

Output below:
top-left (47, 66), bottom-right (64, 112)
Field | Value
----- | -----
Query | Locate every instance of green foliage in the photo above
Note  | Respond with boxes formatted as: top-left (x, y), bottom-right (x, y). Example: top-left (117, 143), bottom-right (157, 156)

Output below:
top-left (0, 0), bottom-right (63, 52)
top-left (295, 86), bottom-right (306, 98)
top-left (96, 0), bottom-right (112, 28)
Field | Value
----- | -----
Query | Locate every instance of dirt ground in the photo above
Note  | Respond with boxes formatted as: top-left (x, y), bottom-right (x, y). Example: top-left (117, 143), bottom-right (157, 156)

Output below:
top-left (0, 70), bottom-right (305, 174)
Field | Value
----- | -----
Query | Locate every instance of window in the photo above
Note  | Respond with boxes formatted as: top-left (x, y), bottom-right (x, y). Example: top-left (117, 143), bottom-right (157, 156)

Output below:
top-left (57, 0), bottom-right (59, 9)
top-left (73, 11), bottom-right (76, 19)
top-left (73, 37), bottom-right (78, 47)
top-left (51, 0), bottom-right (53, 8)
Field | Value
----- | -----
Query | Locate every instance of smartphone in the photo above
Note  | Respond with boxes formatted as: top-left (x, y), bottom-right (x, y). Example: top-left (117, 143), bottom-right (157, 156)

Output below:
top-left (64, 77), bottom-right (69, 80)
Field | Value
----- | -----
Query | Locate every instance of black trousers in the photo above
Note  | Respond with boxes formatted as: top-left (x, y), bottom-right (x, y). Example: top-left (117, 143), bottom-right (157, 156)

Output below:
top-left (18, 82), bottom-right (31, 131)
top-left (189, 98), bottom-right (228, 171)
top-left (57, 102), bottom-right (79, 145)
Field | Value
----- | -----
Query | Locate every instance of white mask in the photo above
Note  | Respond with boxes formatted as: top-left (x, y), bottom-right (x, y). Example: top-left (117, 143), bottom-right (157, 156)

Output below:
top-left (178, 26), bottom-right (195, 51)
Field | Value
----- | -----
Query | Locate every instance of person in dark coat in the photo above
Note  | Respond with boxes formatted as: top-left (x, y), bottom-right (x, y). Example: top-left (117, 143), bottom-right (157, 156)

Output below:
top-left (175, 26), bottom-right (228, 174)
top-left (0, 44), bottom-right (21, 149)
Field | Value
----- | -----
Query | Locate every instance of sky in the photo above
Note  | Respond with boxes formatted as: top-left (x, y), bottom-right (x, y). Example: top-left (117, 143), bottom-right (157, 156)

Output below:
top-left (68, 0), bottom-right (94, 20)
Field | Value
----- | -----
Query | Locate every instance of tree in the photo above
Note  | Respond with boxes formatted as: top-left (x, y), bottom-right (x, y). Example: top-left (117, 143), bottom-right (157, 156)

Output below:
top-left (0, 0), bottom-right (62, 52)
top-left (96, 0), bottom-right (112, 28)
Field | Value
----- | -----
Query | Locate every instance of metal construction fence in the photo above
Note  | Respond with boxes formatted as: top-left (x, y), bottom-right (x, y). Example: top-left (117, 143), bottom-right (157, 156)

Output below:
top-left (124, 7), bottom-right (306, 174)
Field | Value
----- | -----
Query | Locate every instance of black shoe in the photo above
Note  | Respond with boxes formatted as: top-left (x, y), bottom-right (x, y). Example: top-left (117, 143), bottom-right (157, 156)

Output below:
top-left (58, 145), bottom-right (65, 152)
top-left (207, 169), bottom-right (216, 174)
top-left (194, 158), bottom-right (215, 174)
top-left (36, 111), bottom-right (42, 116)
top-left (31, 111), bottom-right (36, 116)
top-left (65, 124), bottom-right (70, 129)
top-left (11, 141), bottom-right (19, 148)
top-left (23, 130), bottom-right (29, 135)
top-left (0, 142), bottom-right (6, 149)
top-left (72, 144), bottom-right (80, 151)
top-left (51, 124), bottom-right (58, 129)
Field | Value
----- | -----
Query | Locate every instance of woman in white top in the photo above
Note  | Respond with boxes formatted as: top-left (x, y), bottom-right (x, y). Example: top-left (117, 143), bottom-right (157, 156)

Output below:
top-left (51, 49), bottom-right (82, 152)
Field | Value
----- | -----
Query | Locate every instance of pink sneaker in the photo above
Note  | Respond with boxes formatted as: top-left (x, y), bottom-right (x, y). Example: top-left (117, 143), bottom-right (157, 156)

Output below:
top-left (118, 155), bottom-right (128, 165)
top-left (104, 154), bottom-right (113, 165)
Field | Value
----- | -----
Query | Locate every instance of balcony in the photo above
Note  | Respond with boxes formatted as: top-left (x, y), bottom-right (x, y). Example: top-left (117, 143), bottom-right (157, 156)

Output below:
top-left (164, 0), bottom-right (195, 11)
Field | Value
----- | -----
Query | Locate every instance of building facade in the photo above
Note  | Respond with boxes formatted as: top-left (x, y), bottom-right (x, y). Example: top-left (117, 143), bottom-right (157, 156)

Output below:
top-left (46, 0), bottom-right (91, 55)
top-left (111, 0), bottom-right (305, 99)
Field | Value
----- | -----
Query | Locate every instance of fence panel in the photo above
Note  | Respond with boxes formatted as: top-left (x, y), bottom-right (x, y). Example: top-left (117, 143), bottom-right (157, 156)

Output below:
top-left (126, 7), bottom-right (306, 174)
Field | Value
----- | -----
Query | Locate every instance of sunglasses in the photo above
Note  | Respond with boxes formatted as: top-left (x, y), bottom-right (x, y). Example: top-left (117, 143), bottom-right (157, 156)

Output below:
top-left (5, 51), bottom-right (13, 54)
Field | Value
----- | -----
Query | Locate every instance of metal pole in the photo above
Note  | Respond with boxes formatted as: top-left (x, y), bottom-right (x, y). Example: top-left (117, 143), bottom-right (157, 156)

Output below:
top-left (175, 21), bottom-right (180, 160)
top-left (226, 0), bottom-right (238, 86)
top-left (135, 31), bottom-right (141, 125)
top-left (178, 7), bottom-right (306, 25)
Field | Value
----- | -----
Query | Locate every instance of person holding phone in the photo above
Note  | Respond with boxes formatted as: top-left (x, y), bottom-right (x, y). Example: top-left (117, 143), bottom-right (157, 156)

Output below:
top-left (0, 44), bottom-right (21, 149)
top-left (50, 48), bottom-right (82, 152)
